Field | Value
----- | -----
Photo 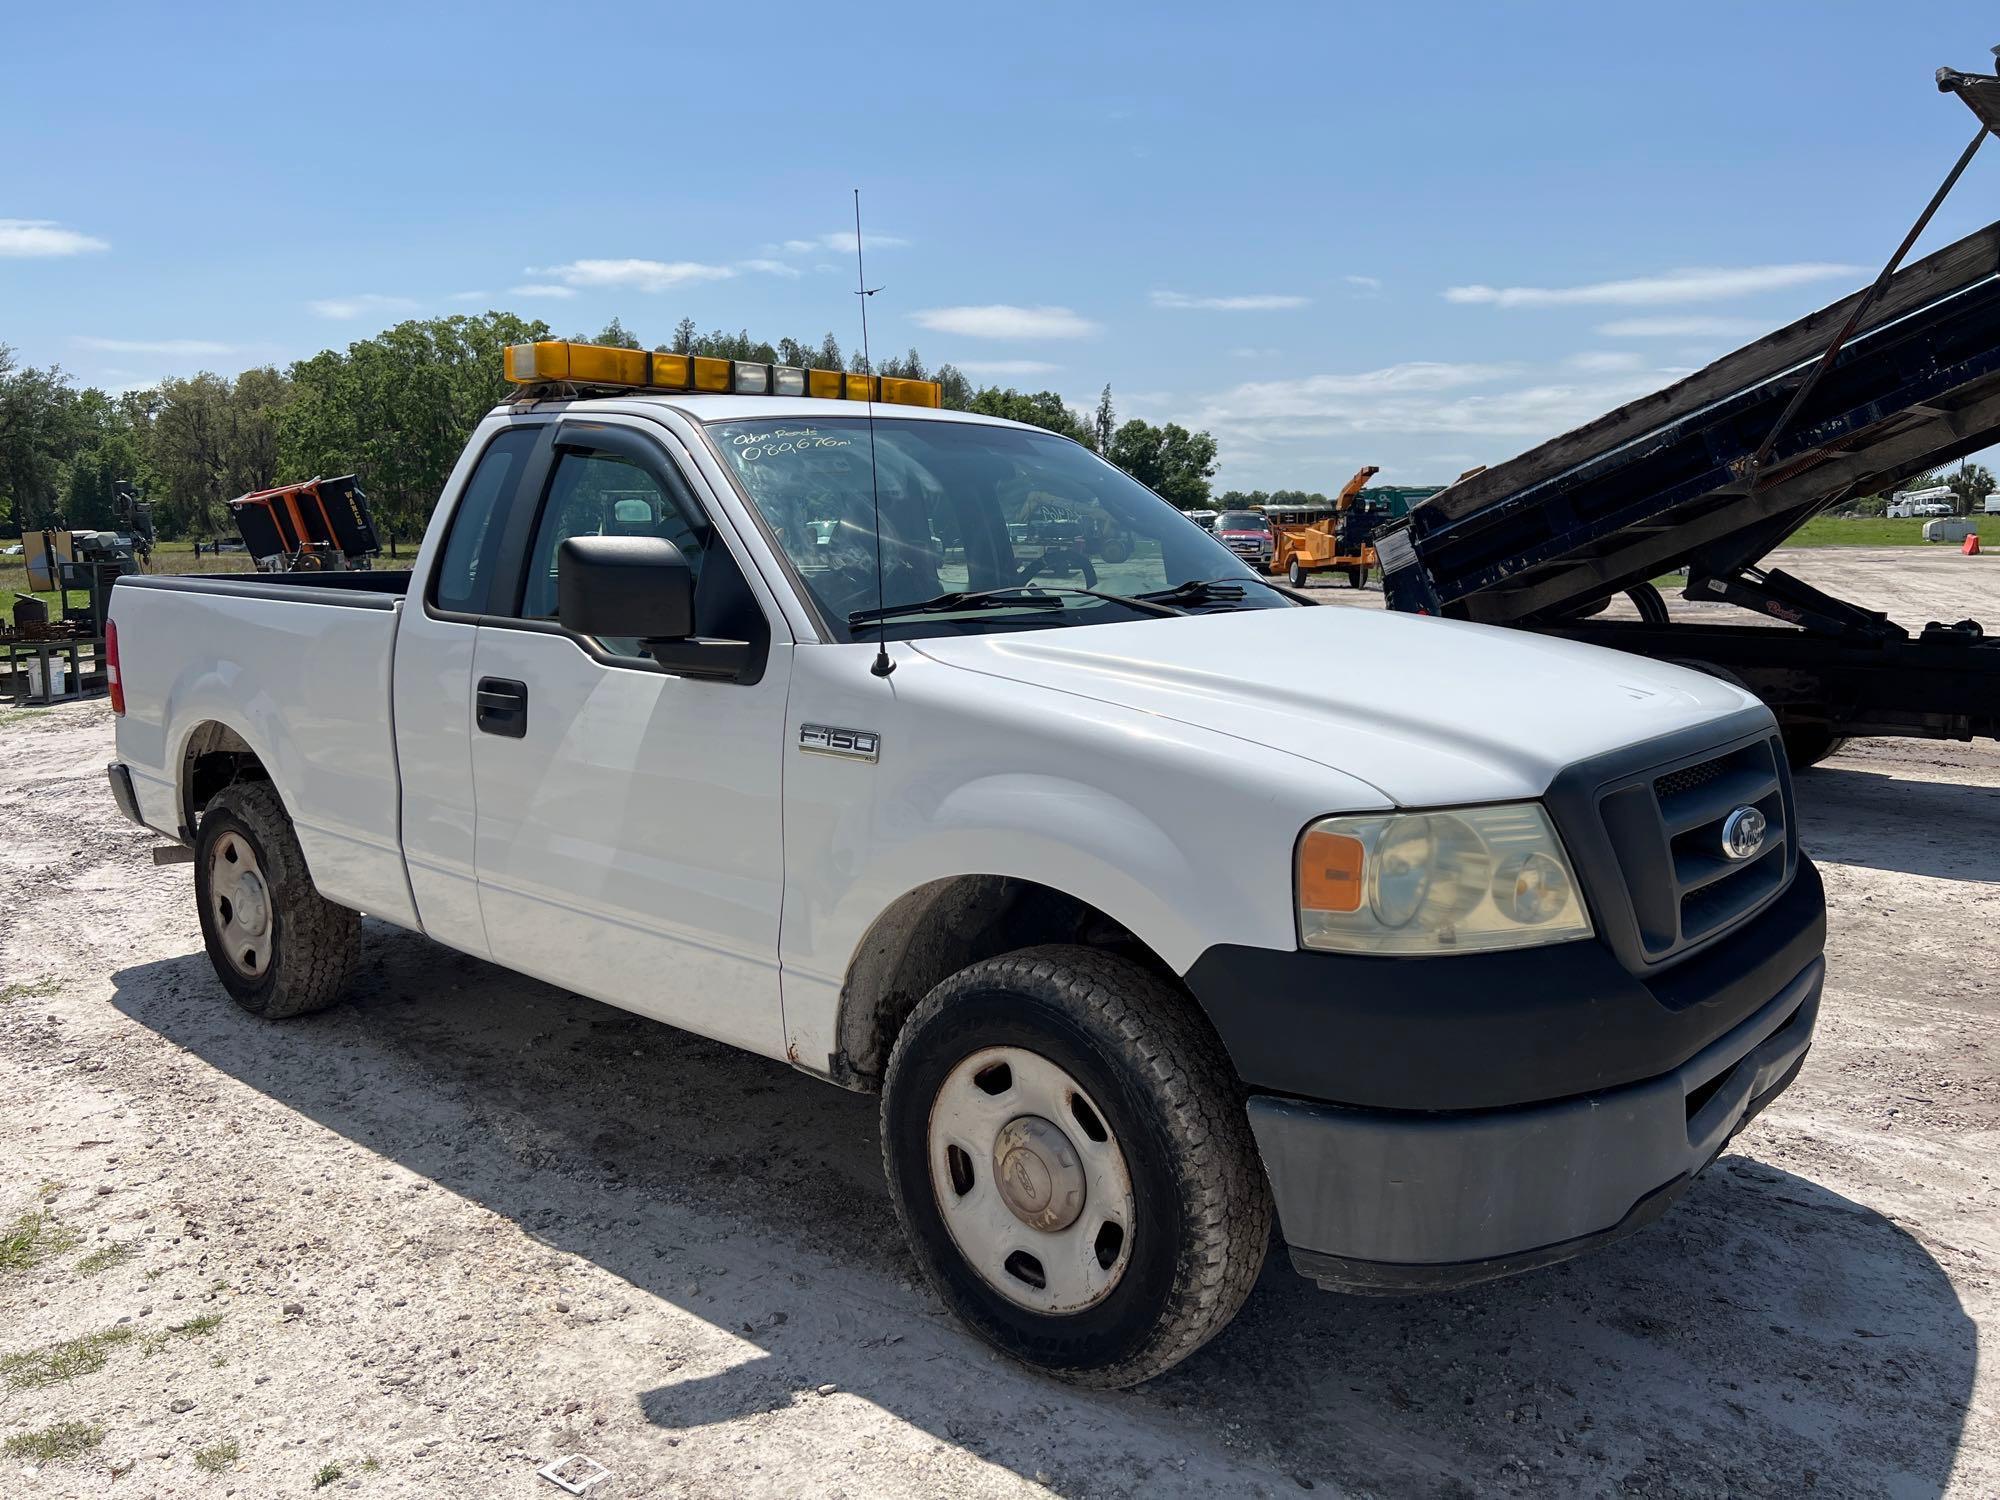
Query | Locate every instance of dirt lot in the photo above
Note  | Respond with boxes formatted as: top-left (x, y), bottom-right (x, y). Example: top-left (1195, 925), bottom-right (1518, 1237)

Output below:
top-left (2, 550), bottom-right (1996, 1498)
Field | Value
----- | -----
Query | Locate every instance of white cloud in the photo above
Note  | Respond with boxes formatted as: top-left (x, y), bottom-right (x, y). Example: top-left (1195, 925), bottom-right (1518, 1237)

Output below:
top-left (781, 230), bottom-right (909, 255)
top-left (911, 304), bottom-right (1099, 340)
top-left (1562, 350), bottom-right (1648, 373)
top-left (1444, 263), bottom-right (1861, 309)
top-left (536, 259), bottom-right (736, 293)
top-left (957, 359), bottom-right (1062, 376)
top-left (1151, 290), bottom-right (1310, 311)
top-left (448, 290), bottom-right (490, 303)
top-left (1344, 274), bottom-right (1383, 293)
top-left (1188, 360), bottom-right (1675, 445)
top-left (737, 258), bottom-right (802, 278)
top-left (74, 337), bottom-right (237, 356)
top-left (0, 218), bottom-right (108, 257)
top-left (1595, 314), bottom-right (1767, 338)
top-left (507, 283), bottom-right (577, 299)
top-left (308, 293), bottom-right (420, 320)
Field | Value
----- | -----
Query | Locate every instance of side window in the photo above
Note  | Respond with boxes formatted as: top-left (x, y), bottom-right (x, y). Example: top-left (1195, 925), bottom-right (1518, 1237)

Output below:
top-left (433, 427), bottom-right (540, 615)
top-left (519, 450), bottom-right (708, 654)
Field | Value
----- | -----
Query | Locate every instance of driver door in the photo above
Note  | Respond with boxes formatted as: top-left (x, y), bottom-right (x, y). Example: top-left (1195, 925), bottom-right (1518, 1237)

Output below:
top-left (469, 421), bottom-right (791, 1058)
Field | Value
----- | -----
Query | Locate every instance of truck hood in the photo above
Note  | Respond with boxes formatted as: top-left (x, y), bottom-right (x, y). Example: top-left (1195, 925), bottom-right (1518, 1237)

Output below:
top-left (909, 605), bottom-right (1763, 806)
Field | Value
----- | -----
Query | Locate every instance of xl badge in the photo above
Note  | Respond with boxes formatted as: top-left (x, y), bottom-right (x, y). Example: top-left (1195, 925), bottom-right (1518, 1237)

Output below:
top-left (1720, 805), bottom-right (1767, 862)
top-left (799, 723), bottom-right (880, 763)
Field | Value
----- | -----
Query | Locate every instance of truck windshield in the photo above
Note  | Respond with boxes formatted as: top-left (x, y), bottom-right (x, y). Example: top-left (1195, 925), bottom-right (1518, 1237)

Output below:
top-left (1217, 512), bottom-right (1269, 533)
top-left (705, 416), bottom-right (1289, 639)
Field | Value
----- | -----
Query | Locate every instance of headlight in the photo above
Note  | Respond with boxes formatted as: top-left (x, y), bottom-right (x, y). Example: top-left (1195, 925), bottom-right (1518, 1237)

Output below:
top-left (1297, 804), bottom-right (1591, 955)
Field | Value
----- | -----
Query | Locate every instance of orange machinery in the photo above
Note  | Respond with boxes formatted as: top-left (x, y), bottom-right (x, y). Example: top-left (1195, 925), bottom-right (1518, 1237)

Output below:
top-left (228, 475), bottom-right (379, 571)
top-left (1270, 465), bottom-right (1380, 588)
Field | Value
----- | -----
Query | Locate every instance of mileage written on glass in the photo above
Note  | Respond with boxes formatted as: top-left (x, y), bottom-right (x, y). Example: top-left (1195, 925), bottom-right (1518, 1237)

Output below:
top-left (704, 414), bottom-right (1275, 639)
top-left (725, 427), bottom-right (855, 463)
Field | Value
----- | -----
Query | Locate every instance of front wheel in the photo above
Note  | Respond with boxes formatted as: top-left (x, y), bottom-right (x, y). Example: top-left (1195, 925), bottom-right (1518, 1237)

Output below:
top-left (1781, 724), bottom-right (1850, 772)
top-left (1287, 556), bottom-right (1307, 588)
top-left (881, 946), bottom-right (1271, 1387)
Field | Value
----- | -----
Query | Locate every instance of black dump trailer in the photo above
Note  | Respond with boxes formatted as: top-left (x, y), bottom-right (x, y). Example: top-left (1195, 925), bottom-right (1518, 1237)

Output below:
top-left (1380, 65), bottom-right (2000, 770)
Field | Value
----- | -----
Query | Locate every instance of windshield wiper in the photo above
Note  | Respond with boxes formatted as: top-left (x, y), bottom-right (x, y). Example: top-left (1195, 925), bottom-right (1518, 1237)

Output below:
top-left (848, 585), bottom-right (1184, 627)
top-left (1135, 575), bottom-right (1286, 610)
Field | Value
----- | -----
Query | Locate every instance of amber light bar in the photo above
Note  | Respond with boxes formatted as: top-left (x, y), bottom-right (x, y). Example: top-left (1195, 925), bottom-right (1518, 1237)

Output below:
top-left (503, 340), bottom-right (942, 408)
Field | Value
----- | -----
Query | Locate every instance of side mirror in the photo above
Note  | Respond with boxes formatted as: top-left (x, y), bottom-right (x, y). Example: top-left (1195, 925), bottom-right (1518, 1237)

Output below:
top-left (557, 535), bottom-right (694, 643)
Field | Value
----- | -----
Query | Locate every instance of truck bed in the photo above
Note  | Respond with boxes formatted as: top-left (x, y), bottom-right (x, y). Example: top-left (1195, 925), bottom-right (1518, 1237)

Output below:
top-left (109, 570), bottom-right (421, 928)
top-left (1380, 219), bottom-right (2000, 626)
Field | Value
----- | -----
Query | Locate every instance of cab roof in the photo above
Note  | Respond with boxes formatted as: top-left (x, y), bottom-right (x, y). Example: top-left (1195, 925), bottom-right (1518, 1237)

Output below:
top-left (493, 391), bottom-right (1041, 432)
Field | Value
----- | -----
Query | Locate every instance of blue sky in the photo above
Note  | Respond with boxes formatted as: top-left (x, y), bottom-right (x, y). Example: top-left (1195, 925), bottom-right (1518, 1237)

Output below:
top-left (5, 2), bottom-right (1998, 491)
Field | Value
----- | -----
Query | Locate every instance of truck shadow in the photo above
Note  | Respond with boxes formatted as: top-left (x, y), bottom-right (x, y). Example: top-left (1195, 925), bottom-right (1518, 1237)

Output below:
top-left (110, 930), bottom-right (1976, 1499)
top-left (1794, 764), bottom-right (2000, 881)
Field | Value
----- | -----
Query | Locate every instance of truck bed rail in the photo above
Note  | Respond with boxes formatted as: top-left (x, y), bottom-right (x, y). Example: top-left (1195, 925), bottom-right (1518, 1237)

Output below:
top-left (115, 571), bottom-right (413, 611)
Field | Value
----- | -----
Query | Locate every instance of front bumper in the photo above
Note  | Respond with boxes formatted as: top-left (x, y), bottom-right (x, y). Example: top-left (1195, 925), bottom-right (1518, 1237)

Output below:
top-left (1249, 961), bottom-right (1818, 1291)
top-left (1184, 855), bottom-right (1827, 1292)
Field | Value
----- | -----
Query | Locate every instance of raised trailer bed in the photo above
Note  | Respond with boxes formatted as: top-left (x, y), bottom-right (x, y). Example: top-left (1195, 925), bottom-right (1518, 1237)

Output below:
top-left (1380, 63), bottom-right (2000, 767)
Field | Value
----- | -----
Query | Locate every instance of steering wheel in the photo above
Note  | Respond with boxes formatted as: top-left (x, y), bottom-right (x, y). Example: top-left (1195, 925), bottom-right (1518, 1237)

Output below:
top-left (1016, 543), bottom-right (1097, 590)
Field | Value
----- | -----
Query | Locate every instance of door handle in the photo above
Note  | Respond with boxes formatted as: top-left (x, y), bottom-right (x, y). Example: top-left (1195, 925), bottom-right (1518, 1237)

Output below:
top-left (475, 677), bottom-right (528, 738)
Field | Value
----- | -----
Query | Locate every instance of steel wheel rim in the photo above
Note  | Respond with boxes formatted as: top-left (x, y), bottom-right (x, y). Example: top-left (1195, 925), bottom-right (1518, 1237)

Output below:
top-left (208, 831), bottom-right (273, 979)
top-left (927, 1045), bottom-right (1136, 1314)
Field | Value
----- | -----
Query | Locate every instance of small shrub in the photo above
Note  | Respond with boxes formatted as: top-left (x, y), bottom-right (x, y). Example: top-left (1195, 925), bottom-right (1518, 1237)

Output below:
top-left (195, 1438), bottom-right (240, 1472)
top-left (0, 1210), bottom-right (82, 1274)
top-left (311, 1460), bottom-right (344, 1488)
top-left (75, 1240), bottom-right (140, 1276)
top-left (1, 1326), bottom-right (135, 1388)
top-left (2, 1420), bottom-right (105, 1463)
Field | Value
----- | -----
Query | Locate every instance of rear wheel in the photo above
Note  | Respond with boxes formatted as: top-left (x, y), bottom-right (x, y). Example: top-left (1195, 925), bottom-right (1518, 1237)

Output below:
top-left (195, 781), bottom-right (358, 1018)
top-left (1287, 556), bottom-right (1307, 588)
top-left (1346, 564), bottom-right (1369, 589)
top-left (881, 945), bottom-right (1271, 1388)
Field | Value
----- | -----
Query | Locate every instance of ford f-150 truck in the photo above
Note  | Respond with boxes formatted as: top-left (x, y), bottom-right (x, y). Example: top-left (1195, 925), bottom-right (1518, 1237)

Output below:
top-left (106, 341), bottom-right (1827, 1387)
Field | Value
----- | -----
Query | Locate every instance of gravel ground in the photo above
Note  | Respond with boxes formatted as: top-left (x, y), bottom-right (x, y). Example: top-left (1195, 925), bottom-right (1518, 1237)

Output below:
top-left (2, 560), bottom-right (1996, 1498)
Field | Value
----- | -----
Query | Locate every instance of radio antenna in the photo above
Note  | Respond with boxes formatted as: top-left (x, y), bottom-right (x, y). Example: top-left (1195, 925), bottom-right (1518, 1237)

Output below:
top-left (853, 188), bottom-right (894, 678)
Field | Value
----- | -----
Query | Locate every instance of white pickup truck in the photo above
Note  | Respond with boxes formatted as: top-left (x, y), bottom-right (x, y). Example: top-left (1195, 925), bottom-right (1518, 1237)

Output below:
top-left (107, 341), bottom-right (1827, 1387)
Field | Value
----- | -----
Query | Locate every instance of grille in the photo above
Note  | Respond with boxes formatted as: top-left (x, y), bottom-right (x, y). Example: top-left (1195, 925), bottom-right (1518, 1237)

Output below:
top-left (1653, 758), bottom-right (1727, 801)
top-left (1597, 734), bottom-right (1792, 967)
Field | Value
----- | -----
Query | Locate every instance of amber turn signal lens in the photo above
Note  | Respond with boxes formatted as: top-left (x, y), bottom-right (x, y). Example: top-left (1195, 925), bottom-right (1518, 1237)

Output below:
top-left (1298, 829), bottom-right (1365, 913)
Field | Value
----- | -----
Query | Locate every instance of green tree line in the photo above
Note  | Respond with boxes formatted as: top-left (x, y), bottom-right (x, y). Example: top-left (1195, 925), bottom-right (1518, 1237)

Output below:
top-left (0, 316), bottom-right (1223, 544)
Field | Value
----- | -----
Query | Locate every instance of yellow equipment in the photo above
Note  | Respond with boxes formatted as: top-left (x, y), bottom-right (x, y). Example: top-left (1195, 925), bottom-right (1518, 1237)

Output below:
top-left (502, 340), bottom-right (942, 408)
top-left (1271, 465), bottom-right (1381, 588)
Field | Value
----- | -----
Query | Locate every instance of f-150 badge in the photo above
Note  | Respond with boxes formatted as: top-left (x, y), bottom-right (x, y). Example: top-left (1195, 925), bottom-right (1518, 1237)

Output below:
top-left (799, 724), bottom-right (880, 763)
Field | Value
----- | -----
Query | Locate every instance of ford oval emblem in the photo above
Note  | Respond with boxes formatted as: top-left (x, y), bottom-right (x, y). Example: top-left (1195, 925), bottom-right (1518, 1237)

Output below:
top-left (1720, 805), bottom-right (1767, 862)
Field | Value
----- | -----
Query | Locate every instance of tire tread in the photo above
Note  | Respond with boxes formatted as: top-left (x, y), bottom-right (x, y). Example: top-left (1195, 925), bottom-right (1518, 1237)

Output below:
top-left (883, 944), bottom-right (1271, 1387)
top-left (198, 781), bottom-right (357, 1018)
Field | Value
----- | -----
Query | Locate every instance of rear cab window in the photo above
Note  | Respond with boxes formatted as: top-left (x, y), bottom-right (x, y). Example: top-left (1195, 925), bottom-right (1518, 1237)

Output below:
top-left (431, 426), bottom-right (542, 615)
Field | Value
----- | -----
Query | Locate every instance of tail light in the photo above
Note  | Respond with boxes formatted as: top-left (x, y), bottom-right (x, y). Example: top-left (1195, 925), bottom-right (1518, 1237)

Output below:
top-left (106, 618), bottom-right (124, 716)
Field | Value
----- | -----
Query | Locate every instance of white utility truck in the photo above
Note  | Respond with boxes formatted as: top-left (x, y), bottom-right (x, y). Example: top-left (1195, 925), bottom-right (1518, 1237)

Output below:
top-left (107, 342), bottom-right (1827, 1386)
